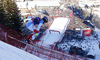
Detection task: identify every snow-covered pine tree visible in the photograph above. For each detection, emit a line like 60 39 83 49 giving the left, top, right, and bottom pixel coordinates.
0 0 22 31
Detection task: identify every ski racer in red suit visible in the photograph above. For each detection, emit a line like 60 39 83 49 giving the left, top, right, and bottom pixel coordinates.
26 16 49 43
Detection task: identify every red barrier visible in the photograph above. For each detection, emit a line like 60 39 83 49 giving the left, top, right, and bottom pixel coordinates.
99 42 100 49
49 30 60 34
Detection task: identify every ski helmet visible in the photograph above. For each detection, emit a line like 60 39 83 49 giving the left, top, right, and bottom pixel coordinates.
42 16 49 23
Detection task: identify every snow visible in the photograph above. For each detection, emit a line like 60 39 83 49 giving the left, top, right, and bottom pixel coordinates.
33 1 60 6
49 17 70 33
57 28 100 60
40 17 70 45
0 41 44 60
16 1 60 9
43 32 60 45
94 28 100 40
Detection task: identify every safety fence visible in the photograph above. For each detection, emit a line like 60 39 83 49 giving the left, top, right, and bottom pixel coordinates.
0 24 87 60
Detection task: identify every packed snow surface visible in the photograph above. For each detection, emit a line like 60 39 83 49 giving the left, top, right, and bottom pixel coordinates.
0 41 43 60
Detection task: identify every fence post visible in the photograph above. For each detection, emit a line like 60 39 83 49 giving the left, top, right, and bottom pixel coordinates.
5 32 7 42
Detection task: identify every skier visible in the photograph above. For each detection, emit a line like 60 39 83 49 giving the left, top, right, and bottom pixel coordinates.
26 16 49 43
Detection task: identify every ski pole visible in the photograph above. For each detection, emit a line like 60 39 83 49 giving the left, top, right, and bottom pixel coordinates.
26 1 34 32
7 7 18 13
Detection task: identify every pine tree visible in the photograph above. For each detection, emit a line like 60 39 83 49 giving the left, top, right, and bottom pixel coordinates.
0 0 5 23
0 0 22 31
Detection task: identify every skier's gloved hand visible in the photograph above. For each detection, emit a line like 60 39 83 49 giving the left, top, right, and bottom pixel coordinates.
34 29 39 33
35 33 38 36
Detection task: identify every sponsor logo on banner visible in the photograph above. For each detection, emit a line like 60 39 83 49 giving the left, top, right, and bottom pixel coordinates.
82 28 91 36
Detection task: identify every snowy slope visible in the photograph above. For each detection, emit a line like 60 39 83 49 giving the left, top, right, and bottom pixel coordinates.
0 41 43 60
40 17 70 45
